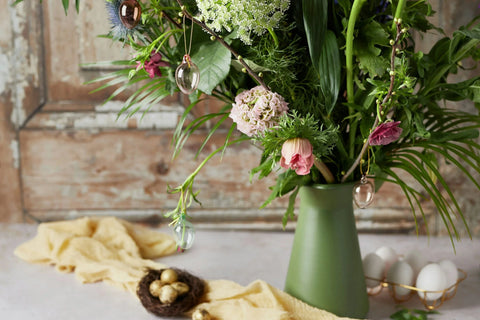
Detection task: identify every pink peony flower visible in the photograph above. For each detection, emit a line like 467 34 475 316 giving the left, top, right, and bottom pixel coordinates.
229 86 289 137
136 52 169 78
280 138 314 175
369 121 403 146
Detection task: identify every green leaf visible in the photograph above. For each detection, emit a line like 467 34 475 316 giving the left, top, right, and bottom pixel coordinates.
62 0 69 14
302 0 328 75
389 307 440 320
355 21 390 77
319 31 341 115
413 113 431 139
282 187 300 228
191 41 231 95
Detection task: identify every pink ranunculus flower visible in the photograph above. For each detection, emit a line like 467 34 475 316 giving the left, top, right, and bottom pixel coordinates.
136 52 169 78
369 121 403 146
280 138 314 175
229 86 289 137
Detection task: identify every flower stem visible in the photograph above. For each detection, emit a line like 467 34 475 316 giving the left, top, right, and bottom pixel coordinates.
345 0 366 159
314 158 335 184
267 28 279 47
393 0 407 31
345 0 366 106
165 137 249 221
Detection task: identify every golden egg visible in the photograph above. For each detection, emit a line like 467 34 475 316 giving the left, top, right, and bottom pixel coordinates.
192 309 211 320
159 285 178 305
160 269 178 284
148 280 163 297
171 281 190 296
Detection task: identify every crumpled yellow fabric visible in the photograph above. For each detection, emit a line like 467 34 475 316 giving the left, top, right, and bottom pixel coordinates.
14 216 358 320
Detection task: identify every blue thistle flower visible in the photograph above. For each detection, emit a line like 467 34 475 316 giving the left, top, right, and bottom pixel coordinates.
105 0 141 40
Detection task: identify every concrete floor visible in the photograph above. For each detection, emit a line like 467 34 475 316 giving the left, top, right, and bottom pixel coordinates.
1 223 479 319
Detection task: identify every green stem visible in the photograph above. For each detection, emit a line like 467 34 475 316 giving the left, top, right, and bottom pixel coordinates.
393 0 407 30
314 158 335 184
345 0 366 158
345 0 366 105
267 28 279 47
167 137 250 220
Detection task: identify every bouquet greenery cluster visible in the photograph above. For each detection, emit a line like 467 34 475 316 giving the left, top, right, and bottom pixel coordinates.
29 0 480 247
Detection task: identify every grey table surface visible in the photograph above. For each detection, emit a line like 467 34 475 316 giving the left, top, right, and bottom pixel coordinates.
1 223 479 320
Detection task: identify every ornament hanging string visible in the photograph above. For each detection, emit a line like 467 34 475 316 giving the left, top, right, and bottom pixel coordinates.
183 14 194 66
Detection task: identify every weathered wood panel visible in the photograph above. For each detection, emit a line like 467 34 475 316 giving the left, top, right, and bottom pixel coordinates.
0 0 45 222
20 129 281 210
42 1 131 102
20 126 422 232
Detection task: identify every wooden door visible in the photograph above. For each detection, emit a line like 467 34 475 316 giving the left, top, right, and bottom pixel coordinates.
1 0 478 236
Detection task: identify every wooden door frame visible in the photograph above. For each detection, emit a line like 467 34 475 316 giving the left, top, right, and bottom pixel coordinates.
1 1 45 222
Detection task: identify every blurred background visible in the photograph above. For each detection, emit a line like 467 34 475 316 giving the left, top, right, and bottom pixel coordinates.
1 0 479 237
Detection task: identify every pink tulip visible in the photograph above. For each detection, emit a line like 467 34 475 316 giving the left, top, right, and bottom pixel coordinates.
369 121 403 146
280 138 314 175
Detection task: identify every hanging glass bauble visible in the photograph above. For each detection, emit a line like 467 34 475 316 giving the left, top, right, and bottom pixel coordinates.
119 0 142 29
175 54 200 94
353 176 375 209
171 219 195 250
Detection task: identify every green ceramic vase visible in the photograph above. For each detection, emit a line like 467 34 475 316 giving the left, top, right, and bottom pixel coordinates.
284 184 369 318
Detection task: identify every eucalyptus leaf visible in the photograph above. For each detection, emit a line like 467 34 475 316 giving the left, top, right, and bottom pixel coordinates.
191 41 231 95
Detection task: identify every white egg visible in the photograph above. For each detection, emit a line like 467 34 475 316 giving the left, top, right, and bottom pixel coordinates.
375 246 398 274
363 253 386 288
438 259 458 292
386 260 414 296
416 263 447 301
404 250 428 279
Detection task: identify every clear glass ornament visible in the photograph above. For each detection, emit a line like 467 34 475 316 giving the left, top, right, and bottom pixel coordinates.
175 54 200 94
353 176 375 209
118 0 142 29
171 219 195 250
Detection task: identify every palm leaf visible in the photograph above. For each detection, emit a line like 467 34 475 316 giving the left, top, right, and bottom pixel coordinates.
380 169 430 236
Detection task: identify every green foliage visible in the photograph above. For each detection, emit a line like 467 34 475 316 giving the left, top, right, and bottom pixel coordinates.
319 31 341 114
390 307 439 320
31 0 480 237
302 0 328 75
355 20 390 77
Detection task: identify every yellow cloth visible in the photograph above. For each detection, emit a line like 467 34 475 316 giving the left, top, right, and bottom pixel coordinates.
14 217 358 320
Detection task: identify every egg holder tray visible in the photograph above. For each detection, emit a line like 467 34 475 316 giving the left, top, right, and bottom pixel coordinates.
366 268 467 310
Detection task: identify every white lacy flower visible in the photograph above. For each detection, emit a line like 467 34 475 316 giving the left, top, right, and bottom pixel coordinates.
196 0 290 45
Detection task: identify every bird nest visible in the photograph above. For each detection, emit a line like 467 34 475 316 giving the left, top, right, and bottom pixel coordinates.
137 268 206 317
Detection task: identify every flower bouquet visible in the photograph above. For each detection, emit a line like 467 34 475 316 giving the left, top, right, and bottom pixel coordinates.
33 0 480 244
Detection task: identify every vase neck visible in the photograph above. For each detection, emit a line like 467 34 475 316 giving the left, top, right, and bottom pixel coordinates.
299 184 354 212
